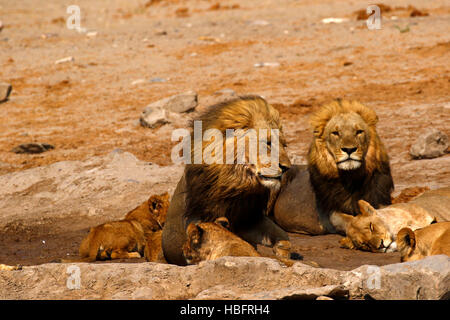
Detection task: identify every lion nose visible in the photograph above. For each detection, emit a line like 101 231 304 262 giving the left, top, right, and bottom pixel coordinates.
378 240 385 249
341 147 357 155
279 163 290 173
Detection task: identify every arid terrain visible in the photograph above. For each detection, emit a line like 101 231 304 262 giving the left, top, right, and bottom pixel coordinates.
0 0 449 299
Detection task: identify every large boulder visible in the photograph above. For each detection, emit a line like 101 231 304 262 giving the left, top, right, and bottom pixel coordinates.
0 150 183 227
0 255 448 300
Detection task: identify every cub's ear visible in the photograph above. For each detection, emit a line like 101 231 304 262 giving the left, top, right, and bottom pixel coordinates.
397 228 416 250
214 217 230 229
186 223 203 246
339 237 355 249
358 200 377 216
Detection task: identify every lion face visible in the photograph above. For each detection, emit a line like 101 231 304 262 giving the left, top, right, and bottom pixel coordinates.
341 200 396 253
323 112 370 171
193 96 291 192
309 100 389 179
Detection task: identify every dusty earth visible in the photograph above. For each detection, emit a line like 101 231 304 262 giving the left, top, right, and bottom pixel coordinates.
0 0 449 282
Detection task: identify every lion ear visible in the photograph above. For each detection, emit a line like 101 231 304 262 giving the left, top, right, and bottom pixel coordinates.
186 223 203 246
397 228 416 250
358 200 377 216
214 217 230 229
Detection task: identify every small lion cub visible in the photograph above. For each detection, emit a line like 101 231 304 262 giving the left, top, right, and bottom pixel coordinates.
397 222 450 262
183 217 261 264
78 192 169 262
182 217 311 267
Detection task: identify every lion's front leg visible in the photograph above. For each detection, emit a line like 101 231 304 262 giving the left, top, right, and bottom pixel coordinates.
234 216 291 257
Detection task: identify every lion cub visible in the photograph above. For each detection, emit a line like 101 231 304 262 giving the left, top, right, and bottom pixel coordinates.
78 192 169 262
334 188 450 253
397 222 450 262
182 217 308 267
183 217 261 264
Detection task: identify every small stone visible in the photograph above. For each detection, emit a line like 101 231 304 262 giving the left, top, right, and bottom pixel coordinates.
0 21 3 32
254 62 280 68
410 129 449 159
55 56 74 64
214 88 236 96
149 77 167 83
11 143 55 154
251 20 270 26
155 30 167 36
86 31 98 37
139 107 169 128
316 295 334 300
0 82 12 103
131 79 147 85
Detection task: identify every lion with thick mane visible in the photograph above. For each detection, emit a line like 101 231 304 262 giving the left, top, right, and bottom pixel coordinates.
162 96 293 265
274 99 394 235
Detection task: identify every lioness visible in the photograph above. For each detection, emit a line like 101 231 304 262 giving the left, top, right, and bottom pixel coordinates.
162 96 294 266
78 192 169 262
336 188 450 252
397 222 450 262
274 99 394 235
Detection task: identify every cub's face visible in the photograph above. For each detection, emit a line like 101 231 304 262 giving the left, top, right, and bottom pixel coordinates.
324 112 370 171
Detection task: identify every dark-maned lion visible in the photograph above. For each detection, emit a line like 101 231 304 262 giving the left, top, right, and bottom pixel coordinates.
162 96 293 266
274 99 394 235
77 192 169 262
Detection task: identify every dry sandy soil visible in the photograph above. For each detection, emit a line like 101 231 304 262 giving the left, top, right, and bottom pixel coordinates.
0 0 449 271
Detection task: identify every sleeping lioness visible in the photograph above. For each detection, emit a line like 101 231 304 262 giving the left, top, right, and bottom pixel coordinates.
333 188 450 253
397 222 450 262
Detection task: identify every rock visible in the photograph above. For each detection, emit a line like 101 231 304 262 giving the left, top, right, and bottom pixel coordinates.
410 129 449 159
0 82 12 103
0 150 183 227
0 255 447 299
11 143 54 154
55 56 74 64
356 255 450 300
254 62 280 68
139 106 169 128
144 91 198 114
0 20 3 32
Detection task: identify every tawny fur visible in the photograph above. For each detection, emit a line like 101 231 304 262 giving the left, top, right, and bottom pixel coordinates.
76 192 169 262
182 217 307 267
162 96 293 266
397 222 450 262
336 188 450 253
274 99 394 235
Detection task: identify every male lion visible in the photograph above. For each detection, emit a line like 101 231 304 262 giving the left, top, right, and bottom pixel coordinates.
162 96 293 266
337 188 450 253
274 99 394 235
397 222 450 262
77 192 169 262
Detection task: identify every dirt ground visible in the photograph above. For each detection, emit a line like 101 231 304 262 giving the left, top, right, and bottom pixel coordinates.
0 0 449 271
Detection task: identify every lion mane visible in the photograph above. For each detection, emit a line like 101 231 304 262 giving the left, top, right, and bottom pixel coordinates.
185 96 286 230
308 99 394 217
162 96 292 265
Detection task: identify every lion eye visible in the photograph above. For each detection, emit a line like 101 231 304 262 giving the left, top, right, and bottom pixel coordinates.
331 131 339 137
369 223 374 232
356 129 364 135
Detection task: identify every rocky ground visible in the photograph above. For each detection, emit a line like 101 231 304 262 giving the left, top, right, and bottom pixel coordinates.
0 0 449 299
